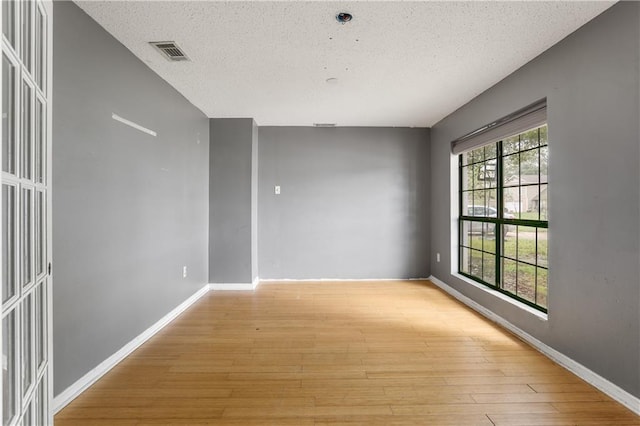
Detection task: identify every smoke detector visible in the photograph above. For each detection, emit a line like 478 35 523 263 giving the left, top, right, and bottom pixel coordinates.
149 41 190 62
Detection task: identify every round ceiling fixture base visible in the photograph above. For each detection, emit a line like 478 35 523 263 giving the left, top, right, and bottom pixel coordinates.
336 12 353 24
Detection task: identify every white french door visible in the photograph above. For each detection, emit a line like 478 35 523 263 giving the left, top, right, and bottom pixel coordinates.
1 0 52 425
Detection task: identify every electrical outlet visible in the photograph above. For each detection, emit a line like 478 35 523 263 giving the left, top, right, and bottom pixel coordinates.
436 253 441 263
275 185 281 195
182 266 188 278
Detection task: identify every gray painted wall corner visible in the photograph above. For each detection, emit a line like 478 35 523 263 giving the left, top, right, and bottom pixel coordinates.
429 2 640 398
53 1 210 395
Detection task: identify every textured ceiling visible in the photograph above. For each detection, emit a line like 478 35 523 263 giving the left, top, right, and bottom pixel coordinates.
75 1 614 127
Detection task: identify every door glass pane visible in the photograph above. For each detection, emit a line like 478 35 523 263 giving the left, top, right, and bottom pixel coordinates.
3 309 17 425
2 0 15 47
22 293 33 396
35 99 44 183
35 191 44 276
22 188 32 287
36 6 45 90
36 376 46 426
21 81 32 180
22 399 33 426
3 184 17 303
22 0 33 72
3 54 16 174
35 282 46 370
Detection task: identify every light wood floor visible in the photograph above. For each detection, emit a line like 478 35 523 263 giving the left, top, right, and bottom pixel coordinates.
55 280 639 425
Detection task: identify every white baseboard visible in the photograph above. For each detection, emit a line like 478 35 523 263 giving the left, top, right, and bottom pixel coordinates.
259 277 431 283
52 283 211 414
428 275 640 416
210 276 259 291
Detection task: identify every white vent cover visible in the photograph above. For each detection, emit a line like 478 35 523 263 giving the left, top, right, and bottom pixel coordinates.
149 41 189 61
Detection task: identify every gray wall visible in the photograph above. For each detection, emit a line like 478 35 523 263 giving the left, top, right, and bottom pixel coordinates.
259 127 430 279
209 118 256 283
53 2 209 395
429 2 639 397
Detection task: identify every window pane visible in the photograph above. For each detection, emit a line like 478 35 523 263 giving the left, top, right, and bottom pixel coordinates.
468 222 477 249
482 253 496 286
503 221 515 238
35 191 44 276
502 258 517 294
2 184 17 304
540 146 548 183
486 188 497 209
481 225 495 253
461 165 473 191
537 228 548 268
22 81 33 180
3 54 16 174
516 226 537 265
460 247 470 275
470 249 482 278
539 184 548 221
462 150 474 166
3 309 17 425
503 153 519 187
460 220 471 248
516 262 536 303
481 162 498 189
22 188 33 287
22 293 33 396
503 134 520 155
502 225 516 260
520 127 540 150
519 152 540 185
472 189 487 214
22 0 33 72
35 99 44 183
536 268 548 309
503 187 519 217
539 125 548 146
484 144 497 161
461 191 472 214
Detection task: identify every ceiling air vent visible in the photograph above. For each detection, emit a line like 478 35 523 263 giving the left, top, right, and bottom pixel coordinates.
149 41 190 62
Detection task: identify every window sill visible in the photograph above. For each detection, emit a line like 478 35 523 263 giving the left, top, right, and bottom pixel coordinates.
452 272 549 321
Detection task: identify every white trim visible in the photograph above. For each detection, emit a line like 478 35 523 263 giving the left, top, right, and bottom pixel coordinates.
52 284 210 414
210 276 259 291
260 278 430 283
428 275 640 416
111 113 157 137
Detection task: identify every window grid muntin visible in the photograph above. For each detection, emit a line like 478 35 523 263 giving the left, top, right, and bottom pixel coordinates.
459 125 548 312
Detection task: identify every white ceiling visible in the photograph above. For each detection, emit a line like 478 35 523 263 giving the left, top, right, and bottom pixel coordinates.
75 1 614 127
